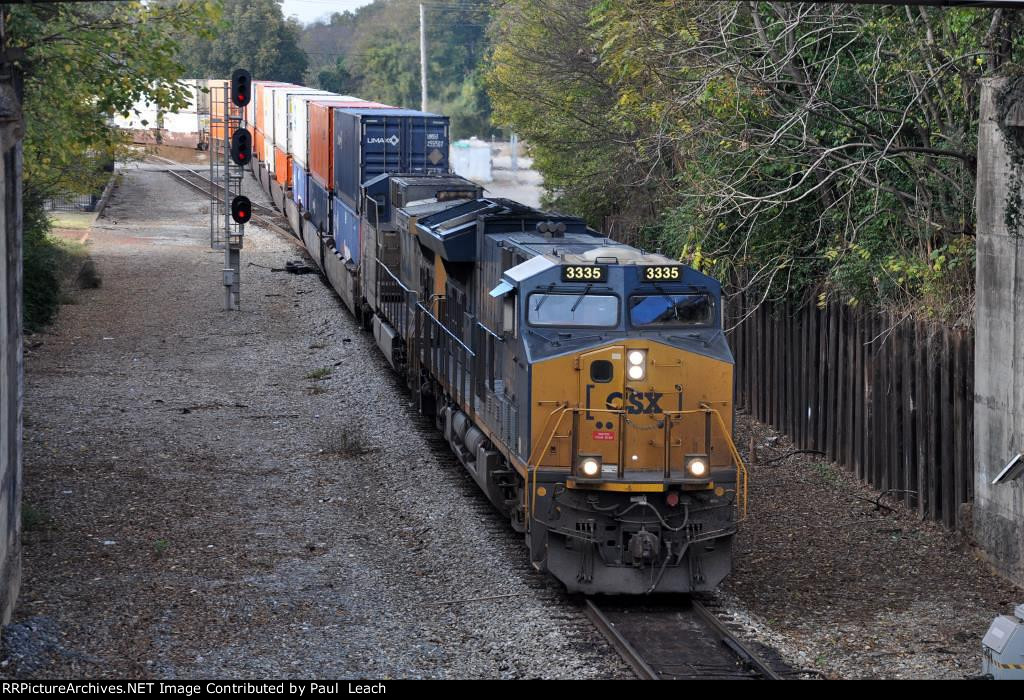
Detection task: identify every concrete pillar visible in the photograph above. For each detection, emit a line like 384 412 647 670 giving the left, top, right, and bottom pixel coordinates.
975 78 1024 587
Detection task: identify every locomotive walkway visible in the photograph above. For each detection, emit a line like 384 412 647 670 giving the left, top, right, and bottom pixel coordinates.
5 167 624 678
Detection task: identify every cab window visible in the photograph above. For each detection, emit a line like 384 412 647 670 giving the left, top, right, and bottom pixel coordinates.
629 294 712 327
527 293 619 328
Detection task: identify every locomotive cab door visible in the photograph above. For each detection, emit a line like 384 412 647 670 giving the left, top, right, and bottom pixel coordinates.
576 346 624 477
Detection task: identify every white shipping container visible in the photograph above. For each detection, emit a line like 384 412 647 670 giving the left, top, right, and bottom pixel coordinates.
177 79 202 111
263 86 281 153
274 88 329 157
264 86 284 173
114 79 208 132
289 92 341 167
113 97 159 130
161 111 200 134
452 138 493 183
191 79 210 114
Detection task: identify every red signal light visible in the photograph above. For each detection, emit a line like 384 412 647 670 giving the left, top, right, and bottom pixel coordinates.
230 128 251 166
231 195 252 225
231 69 251 107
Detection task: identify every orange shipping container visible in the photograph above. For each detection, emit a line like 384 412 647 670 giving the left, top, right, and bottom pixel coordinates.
307 99 396 190
253 81 290 137
208 79 246 142
254 129 264 163
274 146 290 187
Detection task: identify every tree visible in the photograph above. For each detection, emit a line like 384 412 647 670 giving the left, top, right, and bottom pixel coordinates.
488 1 1024 322
176 0 308 83
487 0 663 234
7 1 217 329
302 11 358 82
301 0 494 137
11 1 216 199
318 57 360 97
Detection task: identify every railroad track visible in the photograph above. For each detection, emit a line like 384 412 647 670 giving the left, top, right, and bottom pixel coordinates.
162 166 302 245
163 166 278 217
585 597 784 680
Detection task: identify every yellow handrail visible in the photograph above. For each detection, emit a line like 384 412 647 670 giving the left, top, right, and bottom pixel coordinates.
524 405 749 522
661 407 749 520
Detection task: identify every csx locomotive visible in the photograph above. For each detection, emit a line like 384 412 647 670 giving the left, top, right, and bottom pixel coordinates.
247 84 748 595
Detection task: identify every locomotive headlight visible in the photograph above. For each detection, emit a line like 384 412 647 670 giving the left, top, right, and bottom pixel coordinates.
580 457 601 478
686 457 708 478
627 350 647 381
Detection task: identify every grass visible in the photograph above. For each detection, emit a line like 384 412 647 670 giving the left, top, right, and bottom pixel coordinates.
22 503 49 532
48 211 94 230
321 432 375 458
813 461 842 488
304 367 333 381
24 197 97 332
153 539 170 558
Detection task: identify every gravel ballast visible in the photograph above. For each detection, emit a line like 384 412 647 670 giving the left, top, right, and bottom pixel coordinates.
4 163 1021 680
4 166 628 679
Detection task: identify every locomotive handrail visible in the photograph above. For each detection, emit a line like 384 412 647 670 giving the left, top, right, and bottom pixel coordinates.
476 321 503 343
415 302 474 356
525 405 749 523
662 407 749 520
376 258 414 295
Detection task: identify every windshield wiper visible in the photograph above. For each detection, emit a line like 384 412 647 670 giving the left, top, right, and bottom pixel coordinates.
570 284 593 313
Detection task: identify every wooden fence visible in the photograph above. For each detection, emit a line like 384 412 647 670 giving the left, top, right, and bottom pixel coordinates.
725 293 975 529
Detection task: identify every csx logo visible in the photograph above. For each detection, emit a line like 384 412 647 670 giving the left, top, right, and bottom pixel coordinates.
606 389 664 414
583 385 664 415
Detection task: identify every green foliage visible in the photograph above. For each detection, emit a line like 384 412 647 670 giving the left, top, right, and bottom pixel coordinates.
12 1 215 199
304 367 332 381
303 0 493 138
9 1 216 328
21 194 60 333
487 0 651 231
318 57 359 96
175 0 308 83
487 1 1023 323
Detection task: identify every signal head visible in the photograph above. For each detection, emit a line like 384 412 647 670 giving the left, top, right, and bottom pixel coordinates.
231 68 252 108
231 195 252 225
230 128 252 166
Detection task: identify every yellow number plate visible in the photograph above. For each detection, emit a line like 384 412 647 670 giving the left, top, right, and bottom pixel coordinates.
561 265 608 282
640 265 682 281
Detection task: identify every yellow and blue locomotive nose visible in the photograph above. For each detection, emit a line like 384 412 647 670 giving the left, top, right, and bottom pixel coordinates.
529 340 735 489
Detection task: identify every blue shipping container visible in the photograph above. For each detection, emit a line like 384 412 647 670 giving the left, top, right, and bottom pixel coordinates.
308 176 332 235
292 161 308 208
332 196 360 263
333 108 450 213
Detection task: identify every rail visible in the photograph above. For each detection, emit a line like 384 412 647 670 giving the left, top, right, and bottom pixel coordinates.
163 168 277 217
586 598 783 680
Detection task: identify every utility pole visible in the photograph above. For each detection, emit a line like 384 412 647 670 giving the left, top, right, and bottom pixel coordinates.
419 3 428 113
